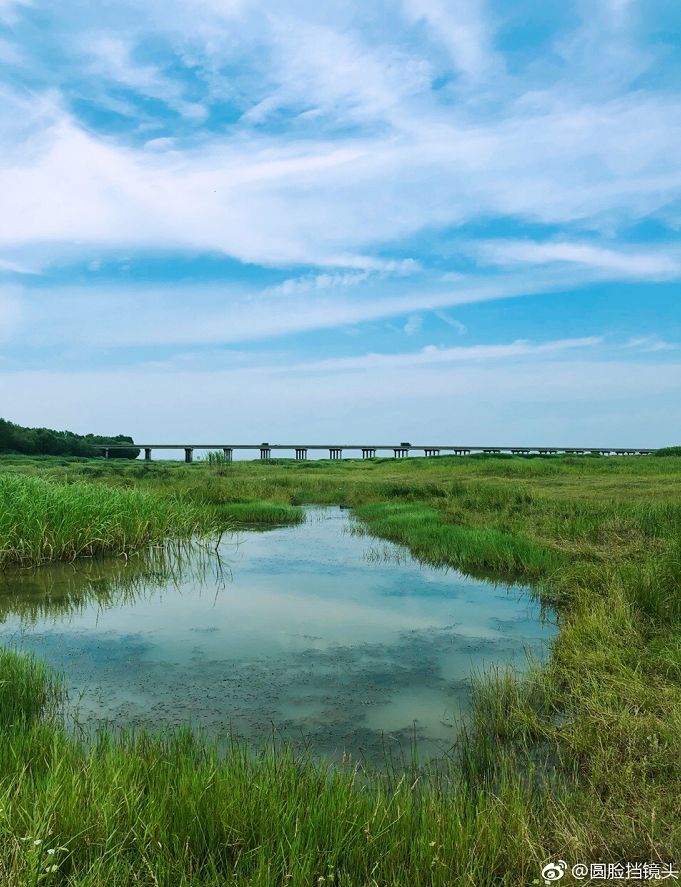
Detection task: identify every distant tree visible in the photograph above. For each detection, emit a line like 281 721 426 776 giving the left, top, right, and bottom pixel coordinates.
0 419 140 459
653 446 681 457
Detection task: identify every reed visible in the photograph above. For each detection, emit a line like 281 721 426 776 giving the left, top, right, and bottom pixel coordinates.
214 499 305 526
354 501 561 580
0 474 216 566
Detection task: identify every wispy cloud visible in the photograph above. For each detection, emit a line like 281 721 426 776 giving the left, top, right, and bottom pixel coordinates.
1 0 680 273
403 314 423 336
82 34 209 121
294 336 603 373
434 312 466 334
0 0 679 441
472 240 681 279
402 0 500 82
0 0 31 25
269 272 369 296
623 335 677 353
1 269 601 349
0 258 39 275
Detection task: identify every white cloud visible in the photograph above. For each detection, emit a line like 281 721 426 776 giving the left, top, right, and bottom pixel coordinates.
270 272 369 296
472 240 681 279
0 36 23 65
0 0 678 446
0 0 30 24
3 268 588 349
403 314 423 335
623 335 677 353
434 312 466 334
2 93 680 274
0 258 39 275
82 34 208 121
1 0 680 275
293 336 603 373
242 14 431 126
402 0 500 81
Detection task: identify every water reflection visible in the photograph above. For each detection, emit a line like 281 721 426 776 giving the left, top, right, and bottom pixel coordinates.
0 508 556 761
0 541 228 625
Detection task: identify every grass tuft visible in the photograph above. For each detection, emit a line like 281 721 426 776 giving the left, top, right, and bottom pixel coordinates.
0 474 216 566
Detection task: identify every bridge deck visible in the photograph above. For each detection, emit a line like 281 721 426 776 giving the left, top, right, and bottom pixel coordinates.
97 443 657 453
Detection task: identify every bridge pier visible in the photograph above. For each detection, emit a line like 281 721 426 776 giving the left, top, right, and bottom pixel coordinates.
184 448 193 463
393 448 409 458
329 448 342 460
104 448 109 459
295 448 308 460
424 448 440 457
362 448 376 459
144 447 152 462
222 448 233 461
260 445 271 460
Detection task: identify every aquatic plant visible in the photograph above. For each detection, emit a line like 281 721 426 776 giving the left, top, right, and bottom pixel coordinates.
0 474 216 566
213 499 304 526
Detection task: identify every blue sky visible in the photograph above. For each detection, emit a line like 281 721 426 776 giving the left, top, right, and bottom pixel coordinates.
0 0 680 445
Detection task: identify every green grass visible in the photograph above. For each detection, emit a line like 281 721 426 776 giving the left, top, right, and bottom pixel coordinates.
354 502 561 580
1 452 681 883
0 650 546 887
0 473 216 566
213 499 304 527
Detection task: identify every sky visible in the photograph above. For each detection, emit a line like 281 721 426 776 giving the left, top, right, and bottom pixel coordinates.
0 0 680 447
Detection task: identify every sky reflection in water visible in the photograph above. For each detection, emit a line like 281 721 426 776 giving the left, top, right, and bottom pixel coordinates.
0 508 556 761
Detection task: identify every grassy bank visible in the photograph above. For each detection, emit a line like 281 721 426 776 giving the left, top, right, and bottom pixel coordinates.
214 499 305 527
0 453 680 883
0 650 544 886
0 473 216 566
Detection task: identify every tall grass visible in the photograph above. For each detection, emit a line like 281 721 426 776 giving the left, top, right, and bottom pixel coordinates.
214 499 304 526
0 648 63 728
0 474 215 566
354 502 561 580
0 649 546 887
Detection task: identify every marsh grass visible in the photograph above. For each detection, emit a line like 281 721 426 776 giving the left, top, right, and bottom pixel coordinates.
0 648 63 728
0 474 216 567
0 650 547 887
213 499 305 527
354 501 561 580
1 453 681 882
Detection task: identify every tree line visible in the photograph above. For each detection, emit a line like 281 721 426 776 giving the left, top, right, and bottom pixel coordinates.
0 418 140 459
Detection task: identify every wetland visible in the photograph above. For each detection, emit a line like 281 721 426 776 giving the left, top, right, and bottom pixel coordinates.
0 507 555 761
0 453 679 885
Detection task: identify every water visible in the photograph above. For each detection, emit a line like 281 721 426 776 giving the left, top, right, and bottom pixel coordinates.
0 508 556 761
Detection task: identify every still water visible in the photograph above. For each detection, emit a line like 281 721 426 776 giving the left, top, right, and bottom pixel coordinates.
0 508 556 761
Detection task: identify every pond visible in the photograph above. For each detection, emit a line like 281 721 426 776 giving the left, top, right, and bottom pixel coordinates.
0 507 556 762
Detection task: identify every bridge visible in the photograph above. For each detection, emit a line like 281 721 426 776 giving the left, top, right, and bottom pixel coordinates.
97 443 658 462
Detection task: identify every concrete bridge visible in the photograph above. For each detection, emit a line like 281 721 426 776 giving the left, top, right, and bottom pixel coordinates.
97 442 658 462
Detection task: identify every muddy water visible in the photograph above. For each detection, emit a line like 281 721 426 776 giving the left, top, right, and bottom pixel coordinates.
0 507 556 761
